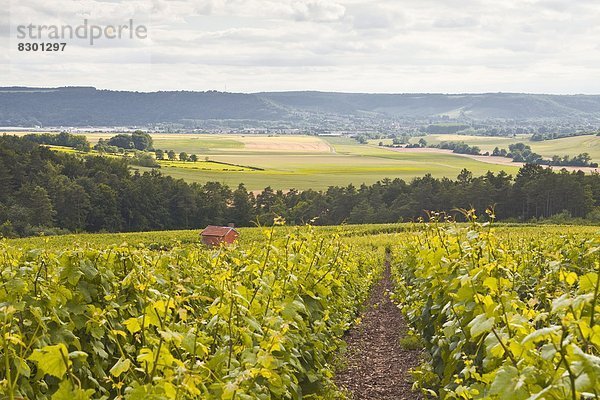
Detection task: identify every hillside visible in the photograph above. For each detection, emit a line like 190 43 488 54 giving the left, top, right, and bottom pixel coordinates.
0 87 288 126
259 91 600 120
2 87 600 127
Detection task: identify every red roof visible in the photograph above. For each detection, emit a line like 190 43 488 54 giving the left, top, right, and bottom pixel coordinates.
201 225 238 237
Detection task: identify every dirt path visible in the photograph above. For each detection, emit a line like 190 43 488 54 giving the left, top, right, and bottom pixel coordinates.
335 261 422 399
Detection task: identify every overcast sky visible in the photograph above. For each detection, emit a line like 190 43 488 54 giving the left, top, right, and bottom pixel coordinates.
2 0 600 93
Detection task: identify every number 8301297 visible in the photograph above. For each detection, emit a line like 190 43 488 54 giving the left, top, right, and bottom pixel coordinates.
17 42 67 51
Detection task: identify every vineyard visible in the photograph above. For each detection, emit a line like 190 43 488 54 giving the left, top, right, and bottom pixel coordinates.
1 222 599 399
0 226 383 399
392 215 600 399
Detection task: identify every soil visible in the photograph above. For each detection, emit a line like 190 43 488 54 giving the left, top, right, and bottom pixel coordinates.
335 261 423 400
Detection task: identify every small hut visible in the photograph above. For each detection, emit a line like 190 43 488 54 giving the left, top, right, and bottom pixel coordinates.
200 225 239 246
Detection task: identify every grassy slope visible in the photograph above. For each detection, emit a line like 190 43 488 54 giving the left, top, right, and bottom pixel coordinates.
528 135 600 159
405 134 600 160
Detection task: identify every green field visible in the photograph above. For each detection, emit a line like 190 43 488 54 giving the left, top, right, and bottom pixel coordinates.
25 132 524 190
28 132 600 191
408 133 600 159
135 135 520 190
151 137 245 153
158 160 254 172
527 134 600 159
140 151 521 190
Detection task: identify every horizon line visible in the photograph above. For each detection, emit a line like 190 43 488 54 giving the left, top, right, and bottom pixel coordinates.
1 86 599 97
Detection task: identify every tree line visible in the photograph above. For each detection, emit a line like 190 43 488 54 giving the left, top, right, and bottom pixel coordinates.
494 143 598 167
94 131 153 152
23 132 90 151
433 140 598 167
1 135 600 237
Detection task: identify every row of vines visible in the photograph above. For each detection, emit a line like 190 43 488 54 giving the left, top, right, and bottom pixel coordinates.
0 226 382 399
392 215 600 399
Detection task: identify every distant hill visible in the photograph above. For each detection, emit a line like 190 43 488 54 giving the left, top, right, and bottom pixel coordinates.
259 92 600 120
0 87 286 127
1 87 600 127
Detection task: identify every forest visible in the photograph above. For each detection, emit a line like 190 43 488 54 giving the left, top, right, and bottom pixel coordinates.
1 134 600 237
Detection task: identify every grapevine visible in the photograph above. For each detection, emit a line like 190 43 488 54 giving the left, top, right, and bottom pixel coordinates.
392 213 600 399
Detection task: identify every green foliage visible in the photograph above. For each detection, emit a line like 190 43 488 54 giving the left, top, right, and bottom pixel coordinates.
392 215 600 399
94 131 154 153
549 153 598 168
493 143 598 167
0 226 380 399
355 136 368 144
405 138 427 148
435 141 481 155
398 332 423 351
23 132 91 152
130 153 160 168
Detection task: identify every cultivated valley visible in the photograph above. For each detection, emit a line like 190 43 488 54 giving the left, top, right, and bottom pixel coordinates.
4 0 600 396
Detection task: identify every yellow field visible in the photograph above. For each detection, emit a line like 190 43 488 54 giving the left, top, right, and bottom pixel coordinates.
158 160 254 172
75 133 333 154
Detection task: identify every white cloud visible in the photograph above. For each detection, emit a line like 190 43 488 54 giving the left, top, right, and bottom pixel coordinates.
2 0 600 93
432 16 479 29
345 3 397 30
291 0 346 22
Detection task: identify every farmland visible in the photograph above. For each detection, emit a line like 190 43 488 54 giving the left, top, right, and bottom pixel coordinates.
0 224 384 399
1 222 599 398
52 133 524 190
15 131 600 191
149 135 521 191
407 133 600 160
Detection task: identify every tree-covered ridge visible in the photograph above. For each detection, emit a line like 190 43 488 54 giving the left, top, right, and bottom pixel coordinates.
1 135 600 238
3 87 600 125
